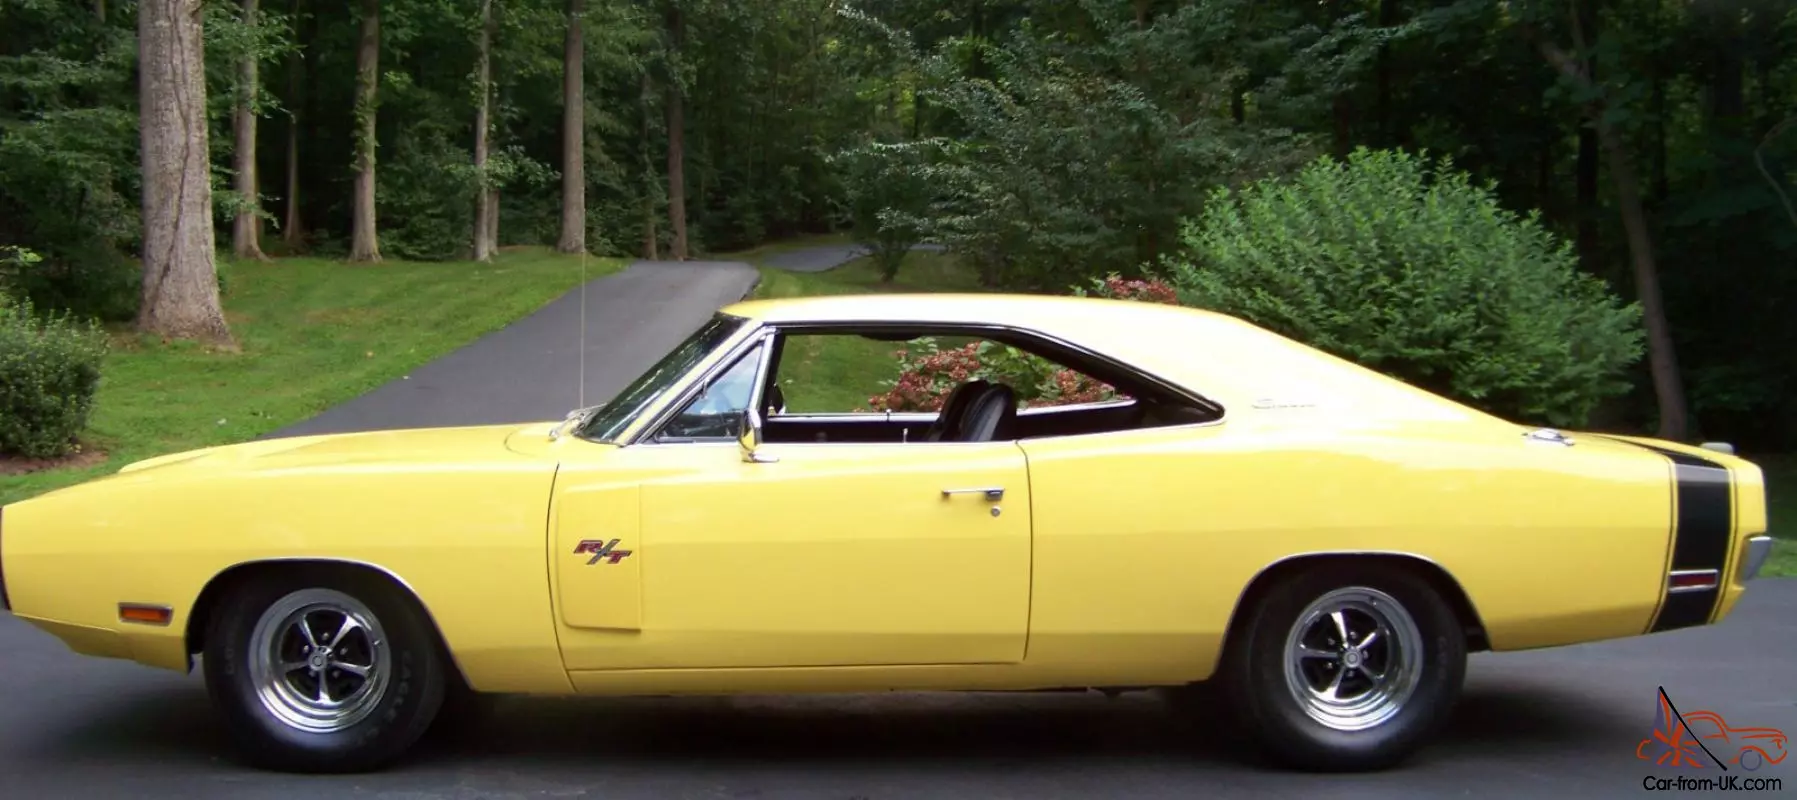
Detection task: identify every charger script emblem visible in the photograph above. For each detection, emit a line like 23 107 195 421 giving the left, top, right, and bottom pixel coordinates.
573 538 634 565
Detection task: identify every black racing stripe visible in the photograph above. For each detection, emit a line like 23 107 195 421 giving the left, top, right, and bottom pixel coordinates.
1653 587 1718 630
1593 436 1735 632
1629 443 1733 572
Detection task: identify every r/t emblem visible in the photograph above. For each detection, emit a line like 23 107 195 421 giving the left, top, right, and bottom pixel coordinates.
573 538 633 565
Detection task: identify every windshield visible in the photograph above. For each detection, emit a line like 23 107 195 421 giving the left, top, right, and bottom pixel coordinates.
573 313 749 443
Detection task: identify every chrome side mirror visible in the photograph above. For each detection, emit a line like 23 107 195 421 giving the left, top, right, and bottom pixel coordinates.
738 407 778 463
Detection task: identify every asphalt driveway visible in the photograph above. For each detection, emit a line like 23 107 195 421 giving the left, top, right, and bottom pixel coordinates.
264 258 762 438
2 250 1792 798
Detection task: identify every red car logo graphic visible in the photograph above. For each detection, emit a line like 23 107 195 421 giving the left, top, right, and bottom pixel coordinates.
1637 686 1788 771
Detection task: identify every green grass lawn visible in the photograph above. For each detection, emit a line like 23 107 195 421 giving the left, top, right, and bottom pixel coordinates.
1754 455 1797 578
0 247 619 506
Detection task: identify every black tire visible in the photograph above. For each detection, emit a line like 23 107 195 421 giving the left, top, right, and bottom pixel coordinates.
1214 562 1467 772
426 670 499 744
202 569 449 773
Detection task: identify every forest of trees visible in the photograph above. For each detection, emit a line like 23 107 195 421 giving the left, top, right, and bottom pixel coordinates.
0 0 1793 448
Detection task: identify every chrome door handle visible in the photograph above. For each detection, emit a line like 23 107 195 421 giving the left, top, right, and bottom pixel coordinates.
942 487 1004 501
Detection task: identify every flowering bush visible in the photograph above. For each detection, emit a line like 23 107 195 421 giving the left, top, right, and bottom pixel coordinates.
866 338 1123 412
866 274 1179 413
866 339 987 412
864 272 1179 414
1073 273 1180 304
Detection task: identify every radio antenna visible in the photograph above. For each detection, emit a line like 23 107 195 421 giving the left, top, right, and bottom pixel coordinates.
578 243 587 409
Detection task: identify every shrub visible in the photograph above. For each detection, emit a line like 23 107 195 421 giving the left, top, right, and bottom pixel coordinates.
0 296 109 458
3 242 142 323
868 338 1123 413
0 246 42 298
830 140 934 282
1074 272 1181 305
1163 148 1644 427
867 275 1181 413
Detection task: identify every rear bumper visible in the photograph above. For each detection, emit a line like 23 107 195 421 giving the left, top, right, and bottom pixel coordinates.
1741 535 1774 582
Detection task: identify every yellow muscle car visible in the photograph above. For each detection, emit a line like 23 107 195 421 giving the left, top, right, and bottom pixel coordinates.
0 293 1776 774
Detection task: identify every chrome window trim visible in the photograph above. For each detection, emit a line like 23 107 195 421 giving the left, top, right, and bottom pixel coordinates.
625 325 775 447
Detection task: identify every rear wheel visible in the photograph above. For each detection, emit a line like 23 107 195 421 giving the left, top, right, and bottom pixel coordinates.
202 571 448 773
1212 563 1467 771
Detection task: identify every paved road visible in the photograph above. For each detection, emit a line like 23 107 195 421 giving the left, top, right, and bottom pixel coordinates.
763 243 943 273
4 249 1794 798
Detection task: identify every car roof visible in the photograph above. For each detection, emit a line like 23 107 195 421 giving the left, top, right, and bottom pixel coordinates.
720 293 1513 430
722 292 1230 330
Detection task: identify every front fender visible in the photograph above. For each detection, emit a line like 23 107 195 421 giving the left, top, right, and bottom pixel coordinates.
2 458 571 694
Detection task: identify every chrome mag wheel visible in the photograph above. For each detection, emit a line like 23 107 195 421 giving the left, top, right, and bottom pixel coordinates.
246 588 391 734
1280 586 1425 732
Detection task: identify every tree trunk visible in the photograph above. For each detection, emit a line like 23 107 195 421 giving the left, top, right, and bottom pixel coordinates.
348 0 381 263
487 187 501 250
1534 24 1690 442
664 0 688 260
137 0 235 347
642 195 659 259
1375 0 1396 147
1332 94 1353 157
640 71 659 260
1576 119 1598 270
231 0 268 261
1599 122 1688 441
472 0 496 262
556 0 587 254
281 0 305 250
1574 0 1598 274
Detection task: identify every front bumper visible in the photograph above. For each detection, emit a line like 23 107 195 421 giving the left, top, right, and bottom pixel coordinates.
1741 535 1774 582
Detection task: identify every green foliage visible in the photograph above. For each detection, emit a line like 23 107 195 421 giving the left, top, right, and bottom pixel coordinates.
0 296 108 459
839 0 1369 291
0 245 41 297
829 139 934 281
0 0 1791 449
1166 148 1645 427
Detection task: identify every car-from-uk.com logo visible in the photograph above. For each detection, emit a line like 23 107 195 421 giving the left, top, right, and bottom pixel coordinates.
1638 686 1785 792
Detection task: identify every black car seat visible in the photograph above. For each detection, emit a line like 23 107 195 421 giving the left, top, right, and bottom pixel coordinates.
922 379 990 442
954 383 1018 442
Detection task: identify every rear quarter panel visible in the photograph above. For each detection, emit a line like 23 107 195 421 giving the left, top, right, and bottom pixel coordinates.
1598 434 1768 624
1 456 571 694
1014 418 1675 683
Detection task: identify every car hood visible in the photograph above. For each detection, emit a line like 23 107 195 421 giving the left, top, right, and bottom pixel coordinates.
116 422 555 476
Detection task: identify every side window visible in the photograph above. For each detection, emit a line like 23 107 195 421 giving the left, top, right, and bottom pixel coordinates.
655 346 762 441
771 332 1131 414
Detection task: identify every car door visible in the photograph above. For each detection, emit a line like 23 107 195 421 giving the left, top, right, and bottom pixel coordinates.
551 338 1033 672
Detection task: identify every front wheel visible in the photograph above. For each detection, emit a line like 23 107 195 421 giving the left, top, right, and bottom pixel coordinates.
1214 563 1467 771
202 572 449 773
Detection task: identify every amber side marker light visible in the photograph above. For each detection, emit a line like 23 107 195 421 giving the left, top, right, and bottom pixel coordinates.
119 603 173 626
